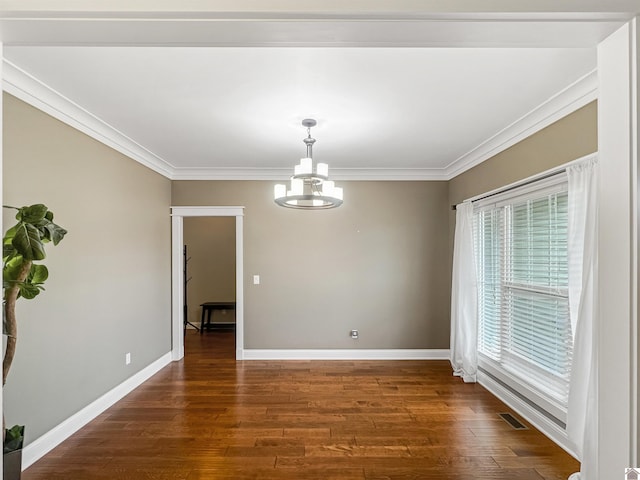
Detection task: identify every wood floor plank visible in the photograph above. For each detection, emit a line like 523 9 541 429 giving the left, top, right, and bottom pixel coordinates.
22 331 579 479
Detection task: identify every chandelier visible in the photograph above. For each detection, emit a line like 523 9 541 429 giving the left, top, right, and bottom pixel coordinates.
274 119 343 209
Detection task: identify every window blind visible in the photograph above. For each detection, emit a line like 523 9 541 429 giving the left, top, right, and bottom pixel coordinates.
474 179 572 417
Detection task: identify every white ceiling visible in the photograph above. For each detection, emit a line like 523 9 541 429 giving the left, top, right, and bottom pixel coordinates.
0 4 634 180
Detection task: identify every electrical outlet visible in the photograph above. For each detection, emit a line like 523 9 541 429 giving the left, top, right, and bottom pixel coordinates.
351 330 359 339
125 352 131 365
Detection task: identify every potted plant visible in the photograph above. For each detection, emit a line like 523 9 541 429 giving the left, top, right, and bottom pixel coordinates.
3 425 24 478
3 204 67 479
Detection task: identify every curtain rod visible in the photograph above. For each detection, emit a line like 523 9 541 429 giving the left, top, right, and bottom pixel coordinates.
449 152 597 211
450 170 565 210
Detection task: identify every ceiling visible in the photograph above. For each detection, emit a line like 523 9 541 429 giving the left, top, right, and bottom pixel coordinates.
0 3 636 180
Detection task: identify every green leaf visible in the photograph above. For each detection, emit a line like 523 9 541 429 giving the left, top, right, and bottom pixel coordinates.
3 227 18 262
45 223 67 246
4 425 24 453
45 210 54 221
19 282 42 299
3 243 17 262
12 223 45 260
3 255 25 284
18 204 48 224
29 264 49 284
5 425 23 440
3 225 17 244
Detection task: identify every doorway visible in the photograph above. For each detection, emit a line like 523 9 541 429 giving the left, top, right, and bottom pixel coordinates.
171 206 244 361
184 216 236 355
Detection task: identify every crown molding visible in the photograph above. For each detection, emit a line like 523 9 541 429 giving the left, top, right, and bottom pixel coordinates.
2 58 176 178
445 68 598 179
171 167 449 181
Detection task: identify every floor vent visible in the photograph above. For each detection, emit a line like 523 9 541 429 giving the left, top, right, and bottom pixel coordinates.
499 412 528 430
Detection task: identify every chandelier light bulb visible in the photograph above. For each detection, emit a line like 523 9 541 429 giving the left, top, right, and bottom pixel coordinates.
317 163 329 177
300 158 313 175
274 184 286 199
291 178 304 195
323 180 335 196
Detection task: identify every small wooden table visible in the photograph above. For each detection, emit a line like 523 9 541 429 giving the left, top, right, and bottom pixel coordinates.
200 302 236 333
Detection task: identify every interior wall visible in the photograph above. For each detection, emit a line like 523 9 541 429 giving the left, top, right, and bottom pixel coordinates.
183 216 236 328
172 180 450 350
2 93 172 445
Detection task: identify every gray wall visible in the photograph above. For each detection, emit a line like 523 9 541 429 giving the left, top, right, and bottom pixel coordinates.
2 93 172 445
172 180 451 349
184 216 236 327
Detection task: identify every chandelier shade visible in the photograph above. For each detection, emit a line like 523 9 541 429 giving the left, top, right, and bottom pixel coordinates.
274 119 343 210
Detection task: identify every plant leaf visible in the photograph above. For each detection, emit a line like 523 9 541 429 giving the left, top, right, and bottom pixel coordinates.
18 204 48 224
6 425 24 439
3 255 25 285
3 243 17 262
12 223 45 261
4 425 24 453
3 225 18 262
45 223 67 246
3 225 17 244
29 264 49 284
19 282 42 299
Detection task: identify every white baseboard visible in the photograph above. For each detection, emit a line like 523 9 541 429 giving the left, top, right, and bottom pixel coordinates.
477 370 579 460
241 349 450 360
22 352 172 470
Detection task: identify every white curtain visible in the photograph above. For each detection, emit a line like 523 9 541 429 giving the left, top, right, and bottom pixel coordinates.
450 201 478 383
566 157 599 480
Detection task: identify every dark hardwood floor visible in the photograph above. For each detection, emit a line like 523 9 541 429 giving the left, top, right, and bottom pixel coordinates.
24 330 579 479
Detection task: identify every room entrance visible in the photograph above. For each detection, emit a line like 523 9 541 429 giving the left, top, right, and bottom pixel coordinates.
183 216 236 356
170 206 245 361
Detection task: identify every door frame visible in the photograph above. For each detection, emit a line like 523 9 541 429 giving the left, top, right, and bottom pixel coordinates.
170 206 245 361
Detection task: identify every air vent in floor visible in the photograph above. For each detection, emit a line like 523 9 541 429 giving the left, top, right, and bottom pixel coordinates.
499 412 528 430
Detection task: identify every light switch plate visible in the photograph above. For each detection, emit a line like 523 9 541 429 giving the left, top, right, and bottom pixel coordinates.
253 275 260 285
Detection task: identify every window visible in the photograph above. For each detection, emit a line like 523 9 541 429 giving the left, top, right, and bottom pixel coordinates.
474 175 572 421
